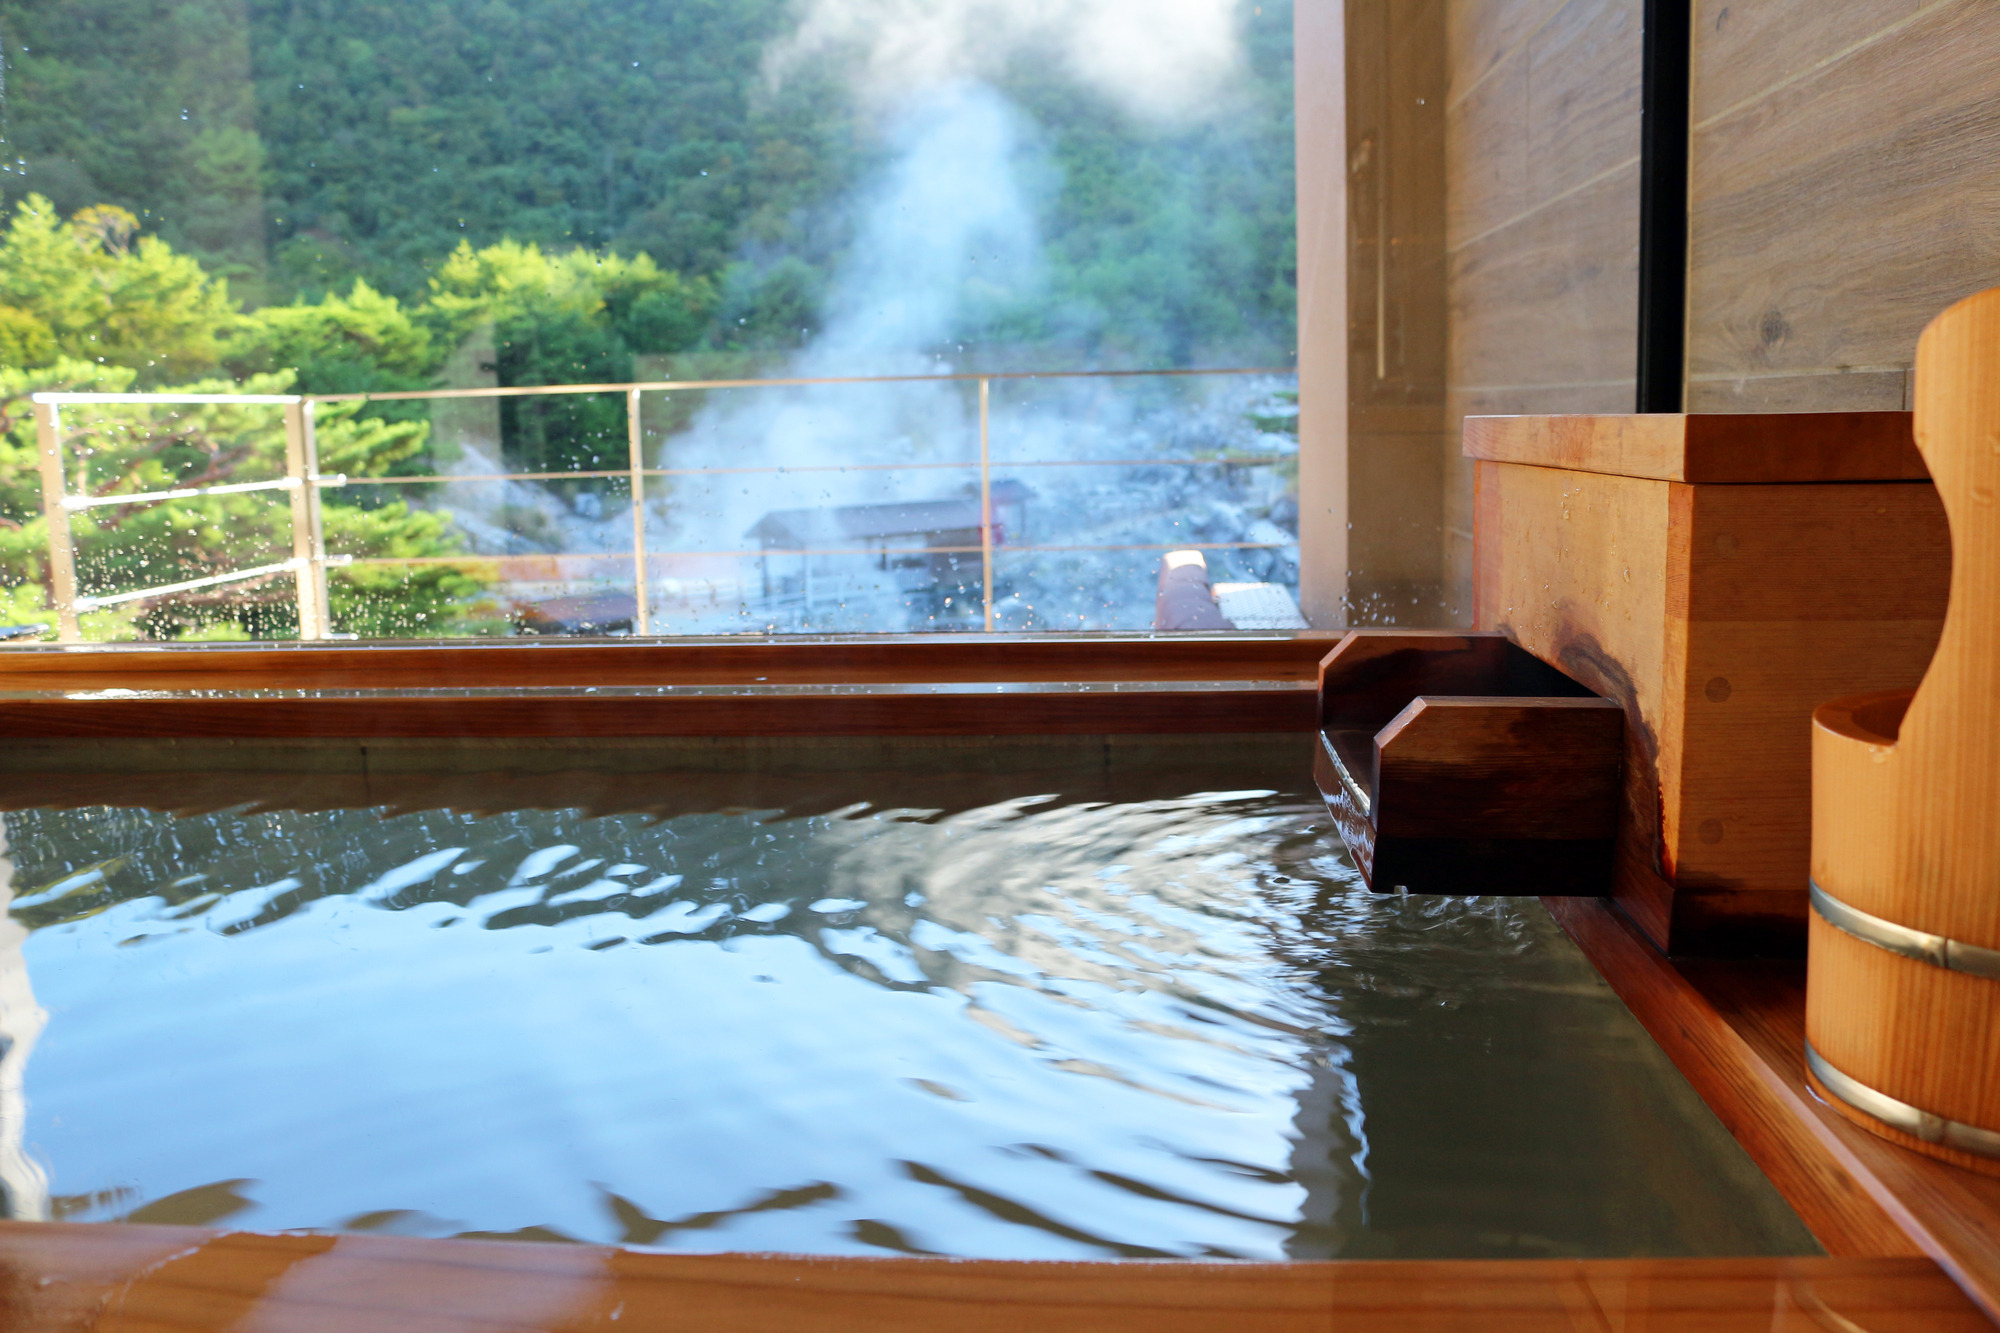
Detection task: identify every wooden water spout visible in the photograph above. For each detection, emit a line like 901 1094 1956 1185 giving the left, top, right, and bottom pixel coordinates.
1808 285 2000 1172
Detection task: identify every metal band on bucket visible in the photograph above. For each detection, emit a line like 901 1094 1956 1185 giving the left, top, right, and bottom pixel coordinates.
1806 1041 2000 1160
1809 879 2000 981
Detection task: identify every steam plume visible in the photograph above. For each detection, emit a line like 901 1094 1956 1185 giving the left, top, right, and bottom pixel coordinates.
764 0 1247 124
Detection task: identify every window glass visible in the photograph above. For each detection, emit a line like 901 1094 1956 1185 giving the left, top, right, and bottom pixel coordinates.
0 0 1295 640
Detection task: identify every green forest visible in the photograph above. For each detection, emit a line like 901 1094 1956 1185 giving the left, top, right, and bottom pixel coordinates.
0 0 1295 639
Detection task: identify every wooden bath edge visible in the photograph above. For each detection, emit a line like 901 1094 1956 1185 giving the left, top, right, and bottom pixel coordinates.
0 1223 1984 1331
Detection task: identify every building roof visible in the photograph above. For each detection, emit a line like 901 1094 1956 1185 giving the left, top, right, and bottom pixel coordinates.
746 479 1030 549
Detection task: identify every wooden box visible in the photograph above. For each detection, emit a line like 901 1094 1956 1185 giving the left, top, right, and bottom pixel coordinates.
1469 412 1950 954
1315 630 1624 895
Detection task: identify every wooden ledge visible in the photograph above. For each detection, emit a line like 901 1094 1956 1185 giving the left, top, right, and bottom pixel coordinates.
0 1222 1984 1332
1464 412 1926 483
0 633 1344 691
1547 895 2000 1324
0 682 1317 738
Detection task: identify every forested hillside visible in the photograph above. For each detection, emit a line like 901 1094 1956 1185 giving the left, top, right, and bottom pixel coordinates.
0 0 1294 370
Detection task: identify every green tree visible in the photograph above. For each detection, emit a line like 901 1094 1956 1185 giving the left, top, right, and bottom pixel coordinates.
0 197 489 639
235 279 435 394
426 238 713 473
0 196 242 381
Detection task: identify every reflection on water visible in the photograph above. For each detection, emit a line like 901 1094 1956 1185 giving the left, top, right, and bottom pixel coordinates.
0 745 1816 1260
0 823 51 1221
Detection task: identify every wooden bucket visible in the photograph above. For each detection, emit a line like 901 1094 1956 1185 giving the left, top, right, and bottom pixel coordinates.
1807 285 2000 1174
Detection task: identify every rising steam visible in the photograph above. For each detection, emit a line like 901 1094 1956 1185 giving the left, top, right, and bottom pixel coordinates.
763 0 1248 124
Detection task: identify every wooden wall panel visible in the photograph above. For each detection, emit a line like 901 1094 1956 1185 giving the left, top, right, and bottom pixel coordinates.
1524 0 1643 201
1689 0 1926 126
1447 164 1642 392
1686 0 2000 412
1447 0 1566 98
1441 0 1644 621
1445 41 1530 252
1334 0 1998 616
1681 369 1913 414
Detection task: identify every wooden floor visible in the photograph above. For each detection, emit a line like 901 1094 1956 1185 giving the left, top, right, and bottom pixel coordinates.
0 1222 1984 1332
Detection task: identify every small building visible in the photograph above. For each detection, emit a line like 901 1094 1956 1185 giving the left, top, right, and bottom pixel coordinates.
745 479 1031 610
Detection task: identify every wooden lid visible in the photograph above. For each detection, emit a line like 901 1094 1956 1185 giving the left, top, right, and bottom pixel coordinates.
1463 412 1927 483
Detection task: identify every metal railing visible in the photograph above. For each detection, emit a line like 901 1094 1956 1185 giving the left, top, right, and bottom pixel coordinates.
28 367 1297 642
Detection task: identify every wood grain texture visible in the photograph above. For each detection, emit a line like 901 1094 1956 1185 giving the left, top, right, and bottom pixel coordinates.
1808 919 2000 1176
1438 0 1641 617
1447 160 1641 394
1316 630 1594 742
1444 0 1564 105
1810 689 1910 934
1445 30 1530 251
1475 459 1677 940
1807 286 2000 1168
1868 287 2000 945
1318 630 1515 730
0 635 1343 692
1687 954 2000 1326
1374 695 1622 839
1447 383 1635 423
1463 411 1926 482
0 686 1319 740
1345 428 1452 610
0 1222 1987 1333
1315 630 1614 893
1668 484 1947 924
1690 0 1923 126
1343 0 1451 616
1687 0 2000 397
1523 0 1641 202
1686 370 1911 414
1476 438 1949 954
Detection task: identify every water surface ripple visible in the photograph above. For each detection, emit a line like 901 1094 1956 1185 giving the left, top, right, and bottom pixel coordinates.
0 777 1815 1259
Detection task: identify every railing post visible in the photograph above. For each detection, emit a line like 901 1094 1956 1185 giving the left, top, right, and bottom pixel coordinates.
33 400 80 643
300 401 332 636
627 387 651 636
979 376 994 633
283 399 328 639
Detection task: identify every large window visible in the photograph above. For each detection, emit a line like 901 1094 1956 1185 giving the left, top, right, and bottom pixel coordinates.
0 0 1297 641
